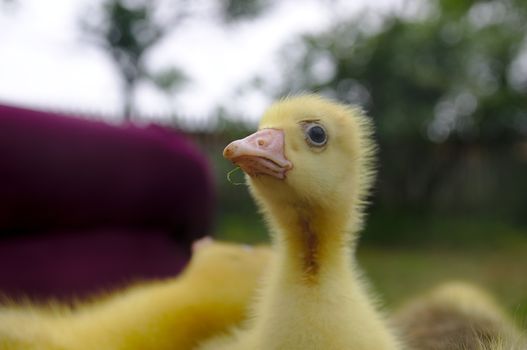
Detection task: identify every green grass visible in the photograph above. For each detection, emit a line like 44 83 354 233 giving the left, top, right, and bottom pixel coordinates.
362 210 527 250
357 246 527 327
215 212 268 243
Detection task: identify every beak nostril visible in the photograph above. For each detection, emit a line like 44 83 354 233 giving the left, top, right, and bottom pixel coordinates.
257 139 265 146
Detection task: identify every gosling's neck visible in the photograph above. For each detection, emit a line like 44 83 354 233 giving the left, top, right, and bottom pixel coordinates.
248 201 401 350
264 202 357 284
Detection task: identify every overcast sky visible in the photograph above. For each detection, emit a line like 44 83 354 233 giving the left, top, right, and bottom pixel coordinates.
0 0 404 123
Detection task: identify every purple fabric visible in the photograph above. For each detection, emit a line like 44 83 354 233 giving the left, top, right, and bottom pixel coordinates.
0 228 189 299
0 104 215 299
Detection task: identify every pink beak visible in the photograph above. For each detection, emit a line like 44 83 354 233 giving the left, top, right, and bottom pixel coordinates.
223 128 293 179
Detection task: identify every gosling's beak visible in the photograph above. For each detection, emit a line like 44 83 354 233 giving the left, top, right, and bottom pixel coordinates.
223 128 292 179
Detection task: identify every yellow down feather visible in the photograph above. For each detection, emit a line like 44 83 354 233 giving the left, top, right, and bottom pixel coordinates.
0 240 271 350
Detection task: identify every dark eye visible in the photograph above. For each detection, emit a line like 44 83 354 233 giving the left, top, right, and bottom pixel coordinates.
305 124 327 147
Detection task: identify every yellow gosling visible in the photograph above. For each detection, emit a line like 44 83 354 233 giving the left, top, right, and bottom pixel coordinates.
199 94 401 350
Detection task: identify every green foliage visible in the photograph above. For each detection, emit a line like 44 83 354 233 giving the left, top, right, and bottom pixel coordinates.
220 0 272 22
149 67 187 92
101 0 162 61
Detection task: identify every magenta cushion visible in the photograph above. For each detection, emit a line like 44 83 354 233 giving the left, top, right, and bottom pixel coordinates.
0 228 189 299
0 104 215 299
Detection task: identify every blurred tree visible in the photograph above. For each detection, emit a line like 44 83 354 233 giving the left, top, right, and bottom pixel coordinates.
82 0 273 121
81 0 187 120
263 0 527 216
1 0 18 11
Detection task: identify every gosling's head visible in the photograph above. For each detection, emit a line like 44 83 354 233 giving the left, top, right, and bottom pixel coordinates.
224 95 375 226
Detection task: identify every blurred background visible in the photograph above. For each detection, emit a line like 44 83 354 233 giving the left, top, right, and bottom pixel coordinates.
1 0 526 321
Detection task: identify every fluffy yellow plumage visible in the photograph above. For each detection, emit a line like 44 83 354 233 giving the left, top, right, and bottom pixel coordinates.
199 94 401 350
0 240 271 350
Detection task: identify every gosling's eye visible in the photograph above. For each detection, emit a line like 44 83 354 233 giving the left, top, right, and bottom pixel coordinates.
305 124 327 147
